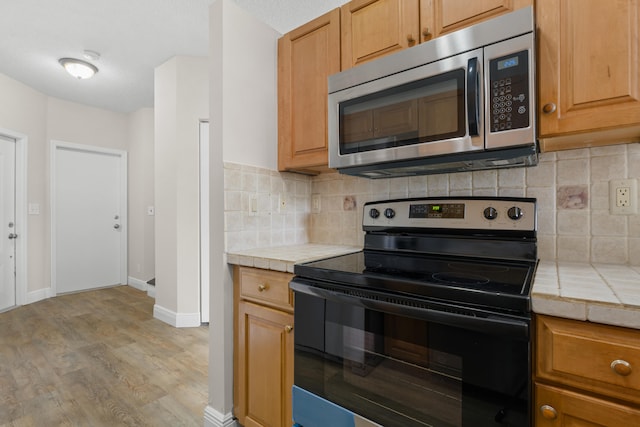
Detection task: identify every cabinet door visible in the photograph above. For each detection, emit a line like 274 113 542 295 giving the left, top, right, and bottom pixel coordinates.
433 0 532 36
537 0 640 146
535 383 640 426
341 0 420 69
236 301 294 427
278 9 340 172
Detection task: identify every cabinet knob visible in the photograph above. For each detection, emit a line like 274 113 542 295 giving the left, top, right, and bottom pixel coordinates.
611 359 632 376
422 27 431 39
540 405 558 420
258 284 268 292
284 325 294 333
407 34 416 45
542 103 557 114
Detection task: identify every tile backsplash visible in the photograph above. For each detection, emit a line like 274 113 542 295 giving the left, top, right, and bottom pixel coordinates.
224 142 640 265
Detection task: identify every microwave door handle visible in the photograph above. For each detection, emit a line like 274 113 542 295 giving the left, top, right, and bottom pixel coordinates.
467 57 480 136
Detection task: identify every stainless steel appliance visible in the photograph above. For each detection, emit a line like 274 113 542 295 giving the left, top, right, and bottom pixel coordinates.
328 7 537 178
291 197 538 427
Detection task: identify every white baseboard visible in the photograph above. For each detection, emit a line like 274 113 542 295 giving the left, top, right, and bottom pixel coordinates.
203 406 237 427
26 287 55 304
153 304 201 328
147 284 156 298
127 276 148 292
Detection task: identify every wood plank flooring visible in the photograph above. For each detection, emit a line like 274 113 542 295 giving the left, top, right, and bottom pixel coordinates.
0 286 209 426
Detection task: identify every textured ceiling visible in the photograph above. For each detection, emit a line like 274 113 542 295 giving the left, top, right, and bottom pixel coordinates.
0 0 347 113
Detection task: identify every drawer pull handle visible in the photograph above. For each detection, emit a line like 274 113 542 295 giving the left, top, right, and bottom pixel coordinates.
284 325 293 333
422 27 431 39
540 405 557 420
258 284 268 292
611 359 632 376
407 34 416 45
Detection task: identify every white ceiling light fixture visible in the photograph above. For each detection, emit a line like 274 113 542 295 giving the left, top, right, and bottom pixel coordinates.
59 57 99 79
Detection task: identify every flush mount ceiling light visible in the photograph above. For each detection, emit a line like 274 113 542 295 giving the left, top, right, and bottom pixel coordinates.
59 57 99 79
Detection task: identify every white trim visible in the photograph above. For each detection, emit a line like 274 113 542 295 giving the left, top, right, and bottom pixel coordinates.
153 303 201 328
147 284 156 298
0 128 28 308
203 406 237 427
26 287 55 304
50 140 128 295
127 276 148 292
199 120 210 323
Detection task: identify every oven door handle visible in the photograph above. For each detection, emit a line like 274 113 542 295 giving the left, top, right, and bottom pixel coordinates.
290 280 529 340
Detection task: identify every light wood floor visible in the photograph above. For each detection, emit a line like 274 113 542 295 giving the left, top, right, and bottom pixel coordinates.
0 285 209 426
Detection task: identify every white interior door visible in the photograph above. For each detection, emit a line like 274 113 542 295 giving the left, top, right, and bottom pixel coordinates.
0 135 16 310
53 143 127 294
200 121 210 323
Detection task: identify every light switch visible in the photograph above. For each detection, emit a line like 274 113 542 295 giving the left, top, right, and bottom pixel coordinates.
28 203 40 215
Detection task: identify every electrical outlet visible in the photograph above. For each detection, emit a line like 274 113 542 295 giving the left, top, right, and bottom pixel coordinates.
610 179 638 215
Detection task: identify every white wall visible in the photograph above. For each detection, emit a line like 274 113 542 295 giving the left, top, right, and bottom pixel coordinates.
206 0 279 425
127 108 155 283
154 56 208 327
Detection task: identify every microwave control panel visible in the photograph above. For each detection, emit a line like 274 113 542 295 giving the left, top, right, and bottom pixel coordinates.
488 50 529 133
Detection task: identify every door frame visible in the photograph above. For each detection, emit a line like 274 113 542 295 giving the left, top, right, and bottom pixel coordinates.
50 140 128 295
199 120 210 323
0 128 27 307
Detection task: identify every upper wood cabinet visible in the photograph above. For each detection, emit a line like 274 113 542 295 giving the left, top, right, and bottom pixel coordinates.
341 0 430 69
537 0 640 151
278 9 340 173
340 0 533 70
433 0 532 36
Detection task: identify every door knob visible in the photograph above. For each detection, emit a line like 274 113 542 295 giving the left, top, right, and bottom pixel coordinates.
113 224 120 229
8 233 18 239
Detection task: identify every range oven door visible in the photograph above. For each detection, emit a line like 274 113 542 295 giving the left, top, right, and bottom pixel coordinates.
291 279 531 427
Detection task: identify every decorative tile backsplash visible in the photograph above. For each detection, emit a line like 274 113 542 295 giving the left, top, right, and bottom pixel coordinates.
223 162 310 252
224 142 640 265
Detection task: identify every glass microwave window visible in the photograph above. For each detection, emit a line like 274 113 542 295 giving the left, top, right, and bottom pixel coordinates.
339 69 466 155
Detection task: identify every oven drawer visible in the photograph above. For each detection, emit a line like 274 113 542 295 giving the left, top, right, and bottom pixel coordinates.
536 315 640 405
237 266 293 312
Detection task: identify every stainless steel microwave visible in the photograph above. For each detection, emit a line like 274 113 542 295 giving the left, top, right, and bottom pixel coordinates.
328 7 537 178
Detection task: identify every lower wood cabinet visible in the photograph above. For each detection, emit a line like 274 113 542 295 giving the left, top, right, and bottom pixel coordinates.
535 315 640 426
535 383 640 426
233 266 294 427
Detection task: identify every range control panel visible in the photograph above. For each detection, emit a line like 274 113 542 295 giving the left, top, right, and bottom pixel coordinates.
363 197 536 231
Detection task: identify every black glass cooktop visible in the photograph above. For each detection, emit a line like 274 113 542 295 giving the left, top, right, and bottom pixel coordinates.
294 250 537 314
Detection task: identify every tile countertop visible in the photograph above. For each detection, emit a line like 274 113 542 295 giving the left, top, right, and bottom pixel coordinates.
533 261 640 330
227 245 640 330
226 244 361 273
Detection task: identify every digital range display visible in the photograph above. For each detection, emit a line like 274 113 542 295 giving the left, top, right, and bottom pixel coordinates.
409 203 465 219
497 56 519 70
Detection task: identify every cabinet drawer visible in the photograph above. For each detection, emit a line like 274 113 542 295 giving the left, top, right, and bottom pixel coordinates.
237 266 293 311
535 383 640 426
536 315 640 405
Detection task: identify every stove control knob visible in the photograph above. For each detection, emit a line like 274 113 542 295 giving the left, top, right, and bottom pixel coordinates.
369 208 380 219
384 208 396 219
508 206 524 220
483 207 498 220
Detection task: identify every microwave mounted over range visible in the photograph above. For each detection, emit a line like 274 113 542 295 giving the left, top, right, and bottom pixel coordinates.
328 6 537 178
